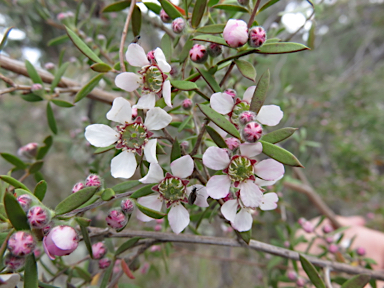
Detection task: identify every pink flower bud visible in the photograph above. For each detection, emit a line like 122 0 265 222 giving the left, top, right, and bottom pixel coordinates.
301 221 314 233
225 137 240 150
223 19 248 48
356 247 366 256
239 111 256 125
92 242 107 259
7 231 36 257
328 243 339 254
120 198 134 214
160 9 171 23
287 271 297 281
189 44 208 64
85 174 102 187
154 224 162 231
296 278 305 287
57 12 67 20
172 17 185 34
224 88 237 98
147 50 156 62
322 224 333 234
31 83 43 92
97 34 106 41
4 254 25 271
43 225 79 260
99 258 111 269
72 182 84 193
325 236 334 244
17 142 38 159
85 37 93 43
155 219 164 224
283 241 290 248
207 43 222 58
182 99 193 110
180 141 189 150
27 206 50 229
33 247 42 258
44 62 55 70
132 106 138 118
150 245 161 252
106 209 128 230
248 26 267 48
140 262 150 274
113 259 122 274
17 194 32 212
242 121 263 143
298 217 306 225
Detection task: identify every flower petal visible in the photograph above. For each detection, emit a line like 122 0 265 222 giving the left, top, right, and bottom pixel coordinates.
111 151 137 179
221 199 238 222
206 175 231 199
115 72 141 92
162 80 172 108
171 155 194 178
243 86 256 102
239 180 263 208
106 97 132 124
239 142 262 158
256 105 283 126
208 122 227 138
202 146 230 170
254 159 285 181
233 209 253 232
136 195 162 222
139 163 164 183
255 176 283 187
85 124 118 147
144 107 172 130
125 43 149 67
135 93 156 110
168 204 189 234
210 92 234 115
144 139 158 163
260 192 278 211
154 48 171 73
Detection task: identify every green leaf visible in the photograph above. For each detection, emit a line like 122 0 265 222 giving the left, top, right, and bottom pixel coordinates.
102 0 130 13
51 62 69 92
143 2 162 14
192 34 228 47
196 68 221 93
75 217 91 227
3 192 30 230
101 188 116 201
24 254 38 288
178 36 194 62
90 63 112 73
0 153 27 169
340 274 371 288
261 128 298 144
55 186 98 215
112 180 141 194
46 102 57 134
299 255 326 288
234 59 257 82
197 104 241 139
161 33 172 63
205 126 228 148
239 229 251 244
249 69 269 114
74 266 92 282
159 0 183 19
256 42 310 54
34 180 47 201
79 225 93 258
132 5 142 37
130 184 155 199
74 74 104 103
94 145 115 154
0 26 13 51
47 34 69 46
135 200 166 219
211 4 248 12
65 26 103 63
171 138 181 162
308 21 316 50
115 237 141 256
100 259 114 288
260 140 304 167
51 99 75 108
25 60 43 85
36 135 53 160
265 38 281 44
171 80 198 91
258 0 281 13
208 0 219 6
191 0 207 28
21 94 44 102
178 115 193 132
0 175 30 191
196 24 225 34
29 160 44 174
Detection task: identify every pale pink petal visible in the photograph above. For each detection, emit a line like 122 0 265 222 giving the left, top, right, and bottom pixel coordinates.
115 72 141 92
162 80 172 108
255 176 282 187
106 97 132 124
221 199 238 222
210 92 234 115
239 142 262 158
139 163 164 184
171 155 194 178
260 192 278 211
239 181 263 208
254 159 285 181
233 209 253 232
168 204 189 234
125 43 149 67
85 124 118 147
111 151 137 179
243 86 256 102
144 139 157 163
186 185 209 207
208 122 227 138
256 105 283 126
136 195 163 222
135 93 156 110
154 48 171 73
202 146 230 170
144 107 172 131
206 175 231 199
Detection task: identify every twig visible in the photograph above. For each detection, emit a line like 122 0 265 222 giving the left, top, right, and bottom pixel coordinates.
190 119 209 156
247 0 262 29
119 0 137 72
219 61 235 87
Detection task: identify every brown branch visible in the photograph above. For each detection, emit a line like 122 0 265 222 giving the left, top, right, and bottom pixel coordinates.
190 119 209 156
247 0 262 29
119 0 137 72
219 61 235 87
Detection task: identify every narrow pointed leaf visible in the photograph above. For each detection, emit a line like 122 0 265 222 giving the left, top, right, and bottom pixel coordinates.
191 0 207 28
51 62 69 92
196 24 225 34
0 153 27 169
21 94 44 102
161 33 172 63
197 68 221 92
178 115 193 132
0 26 13 51
299 255 326 288
308 21 316 50
178 36 194 62
74 74 103 103
112 180 141 194
34 180 47 201
79 225 93 258
3 192 30 230
0 175 30 191
65 26 103 63
134 199 166 219
258 0 281 13
143 2 162 14
170 138 181 163
193 34 229 47
51 99 75 108
171 80 198 91
100 259 114 288
94 145 115 154
205 126 227 148
261 128 298 144
260 141 303 167
239 229 251 244
211 4 248 12
115 237 141 256
48 34 69 46
25 60 43 85
55 186 98 215
36 135 53 160
159 0 183 19
74 266 92 282
24 254 38 288
256 42 310 54
132 5 142 37
340 274 371 288
90 63 112 73
235 59 256 82
130 184 155 199
101 188 115 201
29 160 44 174
249 69 269 114
121 259 135 279
197 104 240 139
102 0 130 13
46 102 57 134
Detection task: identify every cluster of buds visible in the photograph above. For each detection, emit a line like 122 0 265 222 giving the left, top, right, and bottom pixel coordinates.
105 198 135 231
189 43 223 64
5 231 36 271
223 19 267 48
72 174 103 193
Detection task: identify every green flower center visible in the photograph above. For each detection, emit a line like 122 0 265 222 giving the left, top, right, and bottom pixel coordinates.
141 65 164 93
116 122 148 153
158 177 186 203
227 156 254 182
230 101 250 126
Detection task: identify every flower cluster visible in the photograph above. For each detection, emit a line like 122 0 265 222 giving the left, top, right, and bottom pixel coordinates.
223 19 267 48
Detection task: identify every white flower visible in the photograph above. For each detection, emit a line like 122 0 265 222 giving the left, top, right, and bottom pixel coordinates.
84 97 172 179
115 44 172 109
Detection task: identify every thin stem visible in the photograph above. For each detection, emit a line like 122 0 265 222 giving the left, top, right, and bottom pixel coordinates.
219 61 235 87
119 0 137 72
247 0 262 29
190 119 209 156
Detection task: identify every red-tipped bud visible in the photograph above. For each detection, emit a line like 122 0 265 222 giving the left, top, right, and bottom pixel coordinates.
223 19 248 48
4 254 25 271
30 83 43 92
287 271 297 281
160 9 171 23
106 208 128 230
172 17 185 34
356 247 366 256
207 43 222 58
224 88 237 98
322 224 333 234
85 174 102 187
27 206 51 229
92 242 107 259
44 62 55 70
17 142 38 159
239 111 256 125
242 121 263 143
43 225 79 260
154 224 162 231
301 221 314 234
225 137 240 150
328 243 339 254
17 194 32 212
72 182 84 193
147 50 156 61
189 44 208 64
7 231 36 257
120 198 134 214
296 278 305 287
248 26 267 48
132 106 138 118
182 99 193 110
98 258 111 269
